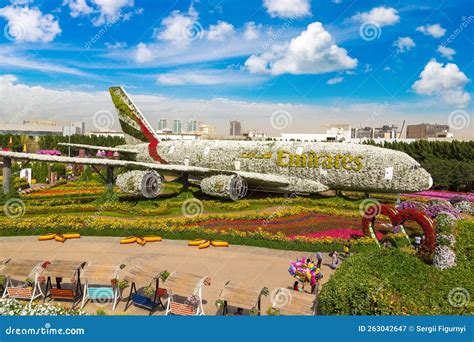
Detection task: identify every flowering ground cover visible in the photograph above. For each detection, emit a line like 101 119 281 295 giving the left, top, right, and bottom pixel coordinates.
192 212 364 236
288 228 384 240
404 190 473 202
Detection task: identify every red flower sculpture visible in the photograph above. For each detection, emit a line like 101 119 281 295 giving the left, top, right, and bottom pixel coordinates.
361 205 436 254
361 204 398 237
393 208 436 253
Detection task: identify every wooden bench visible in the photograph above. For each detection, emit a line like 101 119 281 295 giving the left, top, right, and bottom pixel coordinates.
50 288 76 299
6 287 33 299
169 302 196 316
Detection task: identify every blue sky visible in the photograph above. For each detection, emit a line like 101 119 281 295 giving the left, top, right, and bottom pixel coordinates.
0 0 472 136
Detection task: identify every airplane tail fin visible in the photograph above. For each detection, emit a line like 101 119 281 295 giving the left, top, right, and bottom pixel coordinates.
109 86 159 145
109 86 168 164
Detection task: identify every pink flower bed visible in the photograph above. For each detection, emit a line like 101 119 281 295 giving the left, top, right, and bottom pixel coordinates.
289 228 384 240
405 190 473 202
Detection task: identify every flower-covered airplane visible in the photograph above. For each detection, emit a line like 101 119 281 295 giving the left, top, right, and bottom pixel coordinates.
0 87 433 200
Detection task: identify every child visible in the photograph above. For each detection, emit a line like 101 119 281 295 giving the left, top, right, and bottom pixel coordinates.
293 281 300 292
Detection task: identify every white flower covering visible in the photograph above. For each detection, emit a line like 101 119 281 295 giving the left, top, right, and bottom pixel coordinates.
432 245 457 270
129 140 432 194
0 298 86 316
116 170 162 198
436 233 456 247
454 201 474 215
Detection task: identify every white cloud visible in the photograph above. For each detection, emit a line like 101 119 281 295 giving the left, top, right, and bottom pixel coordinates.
207 21 235 41
155 5 200 47
437 45 455 60
62 0 135 26
416 24 446 38
0 5 61 43
134 42 153 63
393 36 415 53
327 76 343 85
156 69 265 86
245 22 357 75
351 6 400 26
412 59 470 107
1 75 472 137
0 49 88 76
62 0 93 18
104 41 127 49
243 21 261 40
90 0 133 25
263 0 311 18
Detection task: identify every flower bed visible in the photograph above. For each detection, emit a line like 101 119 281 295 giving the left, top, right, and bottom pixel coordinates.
0 298 86 316
288 228 384 240
404 190 473 202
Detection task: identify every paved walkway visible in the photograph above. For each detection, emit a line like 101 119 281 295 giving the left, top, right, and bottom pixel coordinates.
0 236 336 315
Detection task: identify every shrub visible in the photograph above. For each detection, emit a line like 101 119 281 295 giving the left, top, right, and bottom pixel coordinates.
318 220 473 315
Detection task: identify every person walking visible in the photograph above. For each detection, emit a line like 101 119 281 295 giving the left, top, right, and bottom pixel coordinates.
414 236 421 250
315 251 323 269
330 251 339 270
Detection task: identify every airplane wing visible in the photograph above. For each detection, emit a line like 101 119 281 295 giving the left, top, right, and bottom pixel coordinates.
57 143 139 155
0 151 292 185
0 151 330 192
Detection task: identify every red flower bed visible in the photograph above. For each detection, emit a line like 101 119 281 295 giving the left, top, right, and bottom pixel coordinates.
193 213 362 236
289 228 383 240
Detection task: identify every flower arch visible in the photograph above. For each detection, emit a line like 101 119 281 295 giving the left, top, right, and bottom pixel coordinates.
393 208 436 253
361 204 401 244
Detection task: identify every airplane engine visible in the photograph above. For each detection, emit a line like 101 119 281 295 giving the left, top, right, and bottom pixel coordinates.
116 170 162 198
200 175 248 200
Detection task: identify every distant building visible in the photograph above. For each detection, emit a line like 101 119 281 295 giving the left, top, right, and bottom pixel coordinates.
406 123 450 139
63 122 86 136
230 120 242 136
158 118 167 131
0 120 85 137
198 123 216 135
89 131 125 138
187 119 198 132
351 127 373 139
172 119 182 134
246 131 268 140
156 132 200 141
351 125 400 139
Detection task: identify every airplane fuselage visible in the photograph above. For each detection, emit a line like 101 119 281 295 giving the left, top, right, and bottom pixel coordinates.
122 140 432 194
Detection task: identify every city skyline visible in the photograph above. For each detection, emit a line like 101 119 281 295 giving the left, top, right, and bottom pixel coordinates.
0 0 472 137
